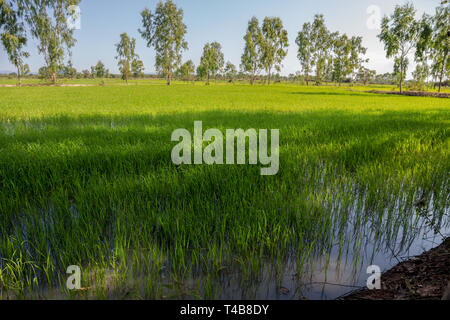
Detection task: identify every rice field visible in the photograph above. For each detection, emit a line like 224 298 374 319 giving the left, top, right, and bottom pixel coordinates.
0 81 449 299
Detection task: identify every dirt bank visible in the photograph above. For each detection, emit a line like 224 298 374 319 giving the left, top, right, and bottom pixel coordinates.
367 90 450 98
342 237 450 300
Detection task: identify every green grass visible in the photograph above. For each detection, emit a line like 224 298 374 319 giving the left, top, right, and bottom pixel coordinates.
0 82 449 299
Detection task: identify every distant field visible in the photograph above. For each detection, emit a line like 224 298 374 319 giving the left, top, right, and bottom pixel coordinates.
0 82 449 299
1 77 449 93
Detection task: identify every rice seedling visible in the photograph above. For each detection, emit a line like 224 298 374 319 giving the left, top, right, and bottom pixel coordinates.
0 81 448 299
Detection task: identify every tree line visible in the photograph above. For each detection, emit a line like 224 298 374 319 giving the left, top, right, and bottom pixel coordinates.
0 0 448 91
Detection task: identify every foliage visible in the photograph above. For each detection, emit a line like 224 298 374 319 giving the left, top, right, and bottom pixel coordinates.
0 0 29 85
20 0 81 83
260 17 288 84
199 41 224 84
224 61 237 82
378 2 420 92
176 60 195 81
115 32 138 84
241 17 263 85
139 0 188 85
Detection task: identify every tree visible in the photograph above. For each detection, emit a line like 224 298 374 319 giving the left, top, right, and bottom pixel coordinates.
90 66 96 78
224 61 237 82
115 32 138 84
241 17 263 85
356 67 376 85
378 3 420 93
139 0 188 85
296 22 314 86
260 17 288 84
331 33 351 85
131 59 145 78
196 64 206 81
412 63 430 91
38 66 49 79
348 36 368 83
81 69 90 79
0 0 29 86
430 5 449 92
199 42 224 85
64 60 77 79
416 5 449 92
177 60 195 82
21 0 81 84
322 31 337 85
311 14 330 85
93 60 107 78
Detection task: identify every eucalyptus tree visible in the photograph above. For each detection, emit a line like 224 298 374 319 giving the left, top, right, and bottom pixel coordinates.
416 5 449 92
430 5 449 92
115 32 138 84
91 60 107 78
357 67 376 85
295 22 313 85
348 36 367 83
332 33 351 85
177 60 195 82
64 60 76 79
414 14 433 87
20 0 81 84
378 3 420 93
412 63 430 91
131 59 145 78
199 41 224 85
241 17 263 85
311 14 330 85
224 61 237 82
260 17 288 84
323 31 338 84
139 0 188 85
0 0 29 86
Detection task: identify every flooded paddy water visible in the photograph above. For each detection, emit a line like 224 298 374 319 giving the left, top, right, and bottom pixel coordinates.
0 109 448 300
8 182 446 300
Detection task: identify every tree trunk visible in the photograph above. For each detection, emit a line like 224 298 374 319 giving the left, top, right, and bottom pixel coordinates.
51 72 56 84
207 73 210 85
399 59 404 94
267 69 271 85
17 66 21 87
438 65 444 93
167 67 171 85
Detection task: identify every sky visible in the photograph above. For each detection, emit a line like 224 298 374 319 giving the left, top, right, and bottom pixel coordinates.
0 0 443 78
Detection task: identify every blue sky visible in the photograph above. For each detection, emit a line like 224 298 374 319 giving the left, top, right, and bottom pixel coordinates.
0 0 442 78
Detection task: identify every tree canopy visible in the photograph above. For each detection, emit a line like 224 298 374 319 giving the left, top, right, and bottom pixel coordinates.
378 3 420 92
115 32 138 84
260 17 288 84
199 41 224 85
139 0 188 85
